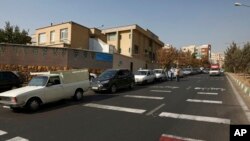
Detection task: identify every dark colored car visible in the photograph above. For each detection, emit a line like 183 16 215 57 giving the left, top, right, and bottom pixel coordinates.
90 69 135 93
0 71 23 92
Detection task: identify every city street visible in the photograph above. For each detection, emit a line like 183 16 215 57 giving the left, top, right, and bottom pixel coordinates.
0 74 249 141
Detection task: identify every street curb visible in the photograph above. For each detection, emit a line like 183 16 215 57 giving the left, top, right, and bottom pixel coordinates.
226 73 250 96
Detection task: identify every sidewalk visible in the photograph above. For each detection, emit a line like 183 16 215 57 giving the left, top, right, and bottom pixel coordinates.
227 73 250 96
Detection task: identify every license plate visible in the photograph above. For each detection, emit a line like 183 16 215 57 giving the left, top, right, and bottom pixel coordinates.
92 87 98 90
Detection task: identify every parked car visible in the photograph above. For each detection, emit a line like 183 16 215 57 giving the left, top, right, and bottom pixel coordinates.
202 68 210 74
0 71 23 92
153 69 167 81
134 69 156 84
90 69 135 93
182 68 192 76
0 69 90 111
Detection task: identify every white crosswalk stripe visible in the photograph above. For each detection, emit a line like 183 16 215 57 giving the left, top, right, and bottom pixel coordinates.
159 112 230 124
0 130 7 136
124 95 164 100
84 103 146 114
150 90 172 93
197 92 218 95
6 136 29 141
187 99 222 104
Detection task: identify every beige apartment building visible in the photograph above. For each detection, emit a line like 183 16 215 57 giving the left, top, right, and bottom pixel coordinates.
33 21 106 49
102 24 164 63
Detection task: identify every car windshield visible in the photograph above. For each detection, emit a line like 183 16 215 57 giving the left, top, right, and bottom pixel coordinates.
135 71 148 75
98 70 117 79
28 76 48 86
183 68 191 71
154 70 162 73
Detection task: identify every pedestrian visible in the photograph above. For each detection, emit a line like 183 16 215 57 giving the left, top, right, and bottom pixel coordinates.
175 67 180 82
170 67 174 81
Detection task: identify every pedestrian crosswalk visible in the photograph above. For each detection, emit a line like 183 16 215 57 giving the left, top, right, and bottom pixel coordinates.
0 130 29 141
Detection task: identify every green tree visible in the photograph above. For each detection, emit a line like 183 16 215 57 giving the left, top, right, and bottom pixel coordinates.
0 21 31 44
224 42 242 73
241 42 250 73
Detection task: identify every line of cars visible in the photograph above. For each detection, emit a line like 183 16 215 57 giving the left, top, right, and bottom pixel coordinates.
90 68 173 94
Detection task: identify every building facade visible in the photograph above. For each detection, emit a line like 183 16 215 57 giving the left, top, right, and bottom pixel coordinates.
181 44 211 60
102 25 164 63
32 21 114 53
210 52 225 67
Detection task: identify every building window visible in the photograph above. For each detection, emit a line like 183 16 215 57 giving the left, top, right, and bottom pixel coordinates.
107 32 116 41
129 34 131 39
50 31 55 43
60 28 68 42
134 45 139 54
38 33 46 44
149 40 153 47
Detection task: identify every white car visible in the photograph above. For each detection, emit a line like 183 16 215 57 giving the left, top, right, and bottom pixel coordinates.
153 69 167 81
182 68 192 75
134 69 156 84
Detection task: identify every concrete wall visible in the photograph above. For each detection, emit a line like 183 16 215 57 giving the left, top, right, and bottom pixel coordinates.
113 53 149 73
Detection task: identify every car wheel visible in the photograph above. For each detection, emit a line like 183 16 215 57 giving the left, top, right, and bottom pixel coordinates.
110 84 117 93
26 98 41 112
74 90 83 101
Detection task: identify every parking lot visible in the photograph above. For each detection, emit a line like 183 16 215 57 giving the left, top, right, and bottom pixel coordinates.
0 74 249 141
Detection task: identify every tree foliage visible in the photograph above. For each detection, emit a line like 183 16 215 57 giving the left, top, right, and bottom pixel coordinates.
0 22 31 44
156 47 210 69
224 42 250 73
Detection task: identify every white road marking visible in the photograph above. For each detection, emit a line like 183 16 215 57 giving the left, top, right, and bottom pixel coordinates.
150 90 172 93
194 87 226 91
0 130 7 136
160 134 204 141
159 112 230 124
6 137 29 141
3 106 10 109
146 104 165 116
124 95 164 100
187 99 222 104
197 92 218 95
150 86 179 89
186 86 191 90
84 103 146 114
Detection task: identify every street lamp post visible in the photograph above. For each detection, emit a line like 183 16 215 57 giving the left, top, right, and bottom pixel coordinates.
234 2 250 7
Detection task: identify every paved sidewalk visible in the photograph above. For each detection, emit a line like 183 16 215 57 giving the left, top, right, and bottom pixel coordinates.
227 73 250 96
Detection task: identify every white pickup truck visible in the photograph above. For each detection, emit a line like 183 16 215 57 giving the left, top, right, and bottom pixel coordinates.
0 69 90 111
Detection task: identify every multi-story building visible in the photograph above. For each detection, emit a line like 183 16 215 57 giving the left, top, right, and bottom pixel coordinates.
32 21 113 53
102 24 164 63
210 52 225 67
181 45 196 54
196 44 211 60
181 44 211 60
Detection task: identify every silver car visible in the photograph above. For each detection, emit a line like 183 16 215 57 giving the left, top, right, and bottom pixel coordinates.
134 69 156 84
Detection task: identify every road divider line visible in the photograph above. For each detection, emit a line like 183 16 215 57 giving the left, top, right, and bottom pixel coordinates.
197 92 218 95
0 130 7 136
84 103 146 114
186 86 191 90
150 90 172 93
187 99 222 104
146 104 165 116
159 112 230 124
124 95 164 100
160 134 204 141
6 137 29 141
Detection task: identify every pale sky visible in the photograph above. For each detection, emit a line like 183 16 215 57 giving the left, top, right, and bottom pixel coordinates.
0 0 249 53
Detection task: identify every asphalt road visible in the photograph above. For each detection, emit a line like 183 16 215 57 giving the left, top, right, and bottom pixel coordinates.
0 74 249 141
